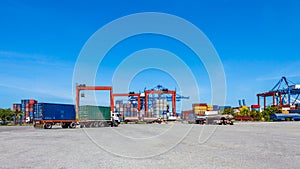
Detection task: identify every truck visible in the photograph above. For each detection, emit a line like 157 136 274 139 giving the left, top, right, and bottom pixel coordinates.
213 115 234 125
270 113 300 121
33 103 120 129
188 114 234 125
79 105 120 127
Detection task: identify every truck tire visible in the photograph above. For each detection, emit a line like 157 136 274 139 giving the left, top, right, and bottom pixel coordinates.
44 123 52 129
99 122 105 127
61 123 68 128
113 121 119 127
69 122 76 128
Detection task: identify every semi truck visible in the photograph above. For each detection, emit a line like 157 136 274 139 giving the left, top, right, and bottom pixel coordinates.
213 115 234 125
34 103 120 129
188 114 234 125
270 113 300 121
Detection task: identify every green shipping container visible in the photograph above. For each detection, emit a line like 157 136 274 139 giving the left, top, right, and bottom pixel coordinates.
79 105 111 120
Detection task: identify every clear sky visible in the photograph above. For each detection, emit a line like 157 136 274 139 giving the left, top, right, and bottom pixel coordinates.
1 0 300 110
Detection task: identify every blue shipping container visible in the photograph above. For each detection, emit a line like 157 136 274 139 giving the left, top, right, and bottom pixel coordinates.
35 103 76 121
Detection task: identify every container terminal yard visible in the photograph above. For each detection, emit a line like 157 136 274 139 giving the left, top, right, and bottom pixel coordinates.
1 1 300 168
1 77 300 169
7 77 300 128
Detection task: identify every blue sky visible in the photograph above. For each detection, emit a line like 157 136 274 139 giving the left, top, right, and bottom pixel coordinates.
1 0 300 110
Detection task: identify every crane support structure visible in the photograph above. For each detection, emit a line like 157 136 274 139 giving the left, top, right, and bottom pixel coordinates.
145 89 176 117
256 77 300 108
75 84 114 120
112 93 141 111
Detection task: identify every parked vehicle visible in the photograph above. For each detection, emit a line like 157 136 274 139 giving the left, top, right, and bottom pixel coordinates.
34 103 120 129
270 113 300 121
78 105 120 127
214 115 234 125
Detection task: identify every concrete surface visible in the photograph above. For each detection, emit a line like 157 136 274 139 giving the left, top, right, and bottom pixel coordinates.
0 122 300 169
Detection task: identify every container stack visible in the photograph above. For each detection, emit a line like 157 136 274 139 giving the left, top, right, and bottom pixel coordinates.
181 110 193 120
213 105 220 111
115 100 124 117
152 98 168 118
193 103 207 115
207 105 213 111
125 102 138 117
12 104 22 123
219 106 232 111
21 99 37 123
13 104 22 112
115 100 138 118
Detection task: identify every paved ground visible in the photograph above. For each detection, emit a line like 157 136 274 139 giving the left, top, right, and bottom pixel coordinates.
0 122 300 169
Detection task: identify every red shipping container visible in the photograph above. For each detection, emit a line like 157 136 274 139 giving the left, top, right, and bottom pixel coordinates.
182 110 193 120
29 99 36 104
251 105 260 108
193 103 207 107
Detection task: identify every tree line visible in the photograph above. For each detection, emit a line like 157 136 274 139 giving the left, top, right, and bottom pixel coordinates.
0 108 23 125
222 106 279 121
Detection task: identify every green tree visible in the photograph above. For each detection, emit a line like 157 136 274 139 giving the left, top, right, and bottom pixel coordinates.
261 106 279 121
222 108 235 116
0 108 14 124
239 108 250 116
250 110 262 120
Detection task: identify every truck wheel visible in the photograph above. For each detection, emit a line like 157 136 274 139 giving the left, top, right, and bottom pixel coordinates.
113 121 119 127
69 122 76 128
61 123 68 128
44 123 52 129
98 122 105 127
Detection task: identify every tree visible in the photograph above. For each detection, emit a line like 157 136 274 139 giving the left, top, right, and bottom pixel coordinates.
261 106 279 121
250 110 262 120
222 108 235 116
238 108 250 116
0 108 14 124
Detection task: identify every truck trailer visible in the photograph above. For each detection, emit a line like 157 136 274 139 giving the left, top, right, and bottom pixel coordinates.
34 103 120 129
270 113 300 121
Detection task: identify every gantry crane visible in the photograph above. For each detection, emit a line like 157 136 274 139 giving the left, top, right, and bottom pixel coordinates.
256 77 300 108
143 85 189 117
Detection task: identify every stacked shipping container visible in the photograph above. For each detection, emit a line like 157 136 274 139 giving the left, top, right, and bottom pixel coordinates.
181 110 193 120
193 103 207 115
152 98 168 118
21 99 38 123
115 100 138 119
13 99 38 123
12 103 22 123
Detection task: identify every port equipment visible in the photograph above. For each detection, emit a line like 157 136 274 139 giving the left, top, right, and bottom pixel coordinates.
144 85 177 117
256 77 300 108
112 92 141 112
166 94 190 102
112 92 141 123
75 84 114 120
